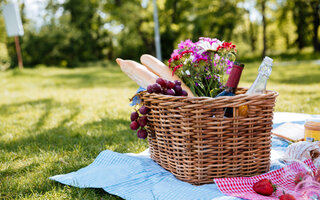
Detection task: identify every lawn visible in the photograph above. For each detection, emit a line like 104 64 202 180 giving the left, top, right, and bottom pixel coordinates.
0 60 319 199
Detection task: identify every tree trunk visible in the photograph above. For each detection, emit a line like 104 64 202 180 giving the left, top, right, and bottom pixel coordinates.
285 32 290 49
171 0 177 23
311 1 320 52
249 21 257 52
293 1 309 50
262 0 267 58
115 0 121 7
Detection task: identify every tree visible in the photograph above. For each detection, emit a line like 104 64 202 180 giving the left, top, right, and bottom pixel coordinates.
311 0 320 52
62 0 107 62
103 0 155 59
292 0 313 50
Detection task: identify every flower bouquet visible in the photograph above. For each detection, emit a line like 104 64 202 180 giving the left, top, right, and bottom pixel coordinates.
168 37 237 97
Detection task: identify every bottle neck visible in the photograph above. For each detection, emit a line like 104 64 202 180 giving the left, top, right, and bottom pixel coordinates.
225 64 244 91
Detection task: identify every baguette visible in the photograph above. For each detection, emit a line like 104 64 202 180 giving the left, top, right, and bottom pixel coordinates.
140 54 194 97
116 58 159 89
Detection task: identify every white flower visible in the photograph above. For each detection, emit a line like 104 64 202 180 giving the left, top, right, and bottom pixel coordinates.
189 54 195 61
185 70 190 75
197 40 223 54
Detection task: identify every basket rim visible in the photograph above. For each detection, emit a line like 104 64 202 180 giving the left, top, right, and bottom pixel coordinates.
139 87 279 101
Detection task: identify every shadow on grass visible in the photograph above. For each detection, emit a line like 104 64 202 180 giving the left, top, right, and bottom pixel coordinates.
0 99 53 116
7 66 138 89
1 113 138 156
0 115 136 198
0 98 143 199
50 68 136 89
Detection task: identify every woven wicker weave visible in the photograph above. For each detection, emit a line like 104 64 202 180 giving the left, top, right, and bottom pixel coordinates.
139 88 278 185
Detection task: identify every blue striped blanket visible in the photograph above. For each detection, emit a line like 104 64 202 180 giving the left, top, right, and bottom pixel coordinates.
50 112 320 200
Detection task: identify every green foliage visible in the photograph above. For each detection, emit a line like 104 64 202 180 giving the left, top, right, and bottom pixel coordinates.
103 0 155 59
6 0 109 68
290 0 314 49
1 0 319 67
62 0 108 61
0 42 10 71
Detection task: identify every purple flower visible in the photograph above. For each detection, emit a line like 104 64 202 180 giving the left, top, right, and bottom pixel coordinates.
226 60 233 74
205 75 212 80
178 39 194 50
192 53 208 63
214 54 221 60
171 49 180 58
195 82 199 87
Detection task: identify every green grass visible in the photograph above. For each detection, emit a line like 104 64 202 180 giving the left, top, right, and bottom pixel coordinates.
0 61 319 199
0 65 146 199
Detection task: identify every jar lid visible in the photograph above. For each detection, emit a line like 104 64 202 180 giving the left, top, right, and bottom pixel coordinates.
305 119 320 131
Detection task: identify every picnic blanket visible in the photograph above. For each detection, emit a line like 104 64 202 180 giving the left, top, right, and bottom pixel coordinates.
50 112 320 200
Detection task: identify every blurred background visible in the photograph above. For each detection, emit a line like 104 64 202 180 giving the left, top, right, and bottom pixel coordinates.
0 0 319 68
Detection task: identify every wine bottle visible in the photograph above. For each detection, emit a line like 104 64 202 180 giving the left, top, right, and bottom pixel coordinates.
239 56 273 116
216 62 245 117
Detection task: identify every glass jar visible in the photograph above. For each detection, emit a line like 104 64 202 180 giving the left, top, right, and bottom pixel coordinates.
305 119 320 142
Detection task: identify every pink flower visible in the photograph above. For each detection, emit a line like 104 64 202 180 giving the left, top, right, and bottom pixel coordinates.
178 39 194 50
173 54 181 60
171 49 180 58
180 50 194 56
217 42 237 51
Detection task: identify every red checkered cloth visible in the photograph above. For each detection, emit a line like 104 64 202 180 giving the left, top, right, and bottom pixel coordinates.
214 159 316 200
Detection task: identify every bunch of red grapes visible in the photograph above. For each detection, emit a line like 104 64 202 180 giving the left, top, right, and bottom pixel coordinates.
130 106 150 139
147 78 188 96
130 78 188 139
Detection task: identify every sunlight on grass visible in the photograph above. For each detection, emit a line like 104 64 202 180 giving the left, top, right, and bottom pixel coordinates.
0 61 319 199
0 64 147 199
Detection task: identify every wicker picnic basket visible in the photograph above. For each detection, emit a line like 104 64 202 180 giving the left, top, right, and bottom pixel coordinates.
139 88 278 185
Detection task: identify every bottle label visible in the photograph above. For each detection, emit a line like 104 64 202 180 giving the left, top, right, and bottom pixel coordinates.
226 64 244 88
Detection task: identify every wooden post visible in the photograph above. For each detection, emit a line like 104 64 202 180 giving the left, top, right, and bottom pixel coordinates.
261 0 267 59
14 36 23 69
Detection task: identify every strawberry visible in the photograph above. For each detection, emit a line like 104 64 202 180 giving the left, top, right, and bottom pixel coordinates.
294 172 307 184
314 168 320 183
294 171 312 184
253 179 277 196
279 193 296 200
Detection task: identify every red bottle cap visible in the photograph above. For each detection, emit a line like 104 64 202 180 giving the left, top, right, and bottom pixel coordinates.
226 63 244 88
